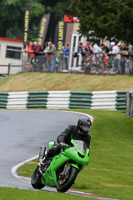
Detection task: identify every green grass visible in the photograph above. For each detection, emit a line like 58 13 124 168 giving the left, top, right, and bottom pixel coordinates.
1 73 133 199
0 72 133 92
17 109 133 200
0 187 95 200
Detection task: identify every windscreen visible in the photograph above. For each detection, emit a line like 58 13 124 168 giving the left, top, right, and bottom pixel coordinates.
75 140 87 153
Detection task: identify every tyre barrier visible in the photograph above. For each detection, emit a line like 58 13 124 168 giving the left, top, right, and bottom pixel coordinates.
0 90 127 110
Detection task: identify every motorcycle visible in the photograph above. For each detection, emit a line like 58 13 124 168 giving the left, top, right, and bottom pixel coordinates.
31 139 90 192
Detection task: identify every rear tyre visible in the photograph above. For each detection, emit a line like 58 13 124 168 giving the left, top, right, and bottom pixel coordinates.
31 167 45 189
57 166 79 193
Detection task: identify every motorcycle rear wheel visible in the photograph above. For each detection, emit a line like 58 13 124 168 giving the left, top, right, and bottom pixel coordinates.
57 166 79 192
31 166 45 189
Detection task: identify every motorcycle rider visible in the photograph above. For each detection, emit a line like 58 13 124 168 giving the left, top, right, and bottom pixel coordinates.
39 117 92 165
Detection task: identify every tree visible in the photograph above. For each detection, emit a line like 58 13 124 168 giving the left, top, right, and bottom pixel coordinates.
0 0 71 41
0 0 45 39
41 0 71 42
64 0 133 44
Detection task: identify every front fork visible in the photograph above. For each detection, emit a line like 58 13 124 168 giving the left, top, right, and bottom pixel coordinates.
38 166 45 182
59 161 80 179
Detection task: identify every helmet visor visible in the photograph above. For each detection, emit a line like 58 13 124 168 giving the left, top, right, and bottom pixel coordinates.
80 124 90 132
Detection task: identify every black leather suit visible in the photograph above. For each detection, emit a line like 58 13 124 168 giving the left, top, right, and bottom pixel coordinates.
44 125 91 160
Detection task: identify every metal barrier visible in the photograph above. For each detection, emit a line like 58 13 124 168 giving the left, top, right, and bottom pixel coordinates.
0 64 23 76
126 90 133 117
23 52 133 75
83 54 133 75
0 51 133 75
23 52 64 73
0 48 27 76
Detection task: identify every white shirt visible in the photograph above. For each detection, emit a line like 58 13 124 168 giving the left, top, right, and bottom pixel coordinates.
92 44 102 54
112 45 119 54
111 45 120 59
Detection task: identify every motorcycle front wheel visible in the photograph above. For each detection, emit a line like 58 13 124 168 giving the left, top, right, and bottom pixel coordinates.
57 166 79 193
31 166 45 189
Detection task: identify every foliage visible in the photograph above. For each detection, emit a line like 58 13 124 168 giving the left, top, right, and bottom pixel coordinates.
0 0 45 39
65 0 133 44
43 0 71 42
0 0 70 41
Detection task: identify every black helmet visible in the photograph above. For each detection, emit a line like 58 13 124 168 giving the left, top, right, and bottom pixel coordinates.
77 117 91 134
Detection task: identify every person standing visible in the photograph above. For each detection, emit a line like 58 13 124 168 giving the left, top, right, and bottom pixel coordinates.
62 43 70 72
119 43 129 74
32 41 41 56
110 42 121 74
44 42 51 71
100 43 109 70
77 42 87 70
92 42 102 54
91 42 102 71
46 42 57 72
24 41 35 61
31 41 43 71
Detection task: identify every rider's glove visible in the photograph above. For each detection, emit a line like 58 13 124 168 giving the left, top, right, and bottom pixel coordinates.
60 142 66 147
60 142 68 150
38 159 43 167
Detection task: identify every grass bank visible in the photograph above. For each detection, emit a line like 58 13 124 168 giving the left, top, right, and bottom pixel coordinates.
18 109 133 200
0 72 133 92
0 187 95 200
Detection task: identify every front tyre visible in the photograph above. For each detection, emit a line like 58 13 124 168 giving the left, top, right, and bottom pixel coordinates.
31 167 45 189
57 166 79 193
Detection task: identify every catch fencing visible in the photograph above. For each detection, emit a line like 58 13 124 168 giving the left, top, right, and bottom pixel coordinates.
0 51 133 76
23 52 133 75
0 90 126 110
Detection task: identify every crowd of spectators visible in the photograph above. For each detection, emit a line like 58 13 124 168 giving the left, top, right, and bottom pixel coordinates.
24 40 133 74
76 40 133 74
24 41 70 72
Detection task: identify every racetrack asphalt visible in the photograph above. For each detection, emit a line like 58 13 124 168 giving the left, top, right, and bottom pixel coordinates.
0 110 117 200
0 110 92 189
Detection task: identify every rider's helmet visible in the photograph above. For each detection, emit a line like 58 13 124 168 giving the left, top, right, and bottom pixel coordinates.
77 117 91 135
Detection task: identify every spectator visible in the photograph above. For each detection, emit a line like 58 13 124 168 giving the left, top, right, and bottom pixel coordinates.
120 43 129 74
31 41 43 71
32 41 41 56
100 43 109 54
62 43 70 72
44 42 51 71
128 44 133 74
24 41 35 61
77 41 87 70
46 42 57 72
91 42 102 70
128 44 133 55
77 41 83 53
92 42 102 54
110 42 121 74
100 43 109 69
86 41 93 55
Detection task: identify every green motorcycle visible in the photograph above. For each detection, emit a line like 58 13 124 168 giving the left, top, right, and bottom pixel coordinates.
31 139 90 192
